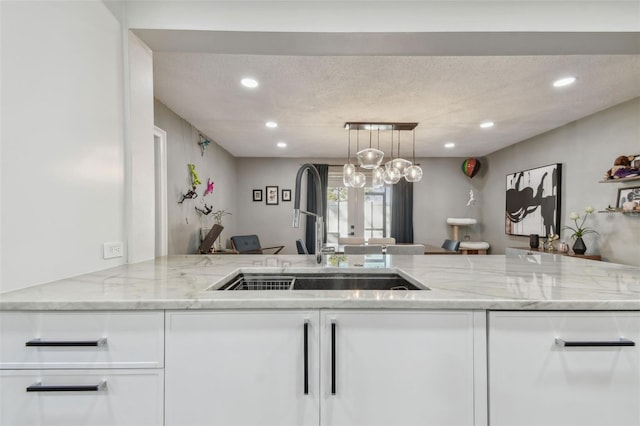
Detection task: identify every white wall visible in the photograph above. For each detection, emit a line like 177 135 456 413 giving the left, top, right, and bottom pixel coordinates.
127 32 156 263
483 98 640 266
154 100 237 254
0 1 125 292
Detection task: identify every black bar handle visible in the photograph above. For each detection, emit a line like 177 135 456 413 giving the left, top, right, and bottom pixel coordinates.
26 338 107 347
303 320 309 395
27 381 106 392
331 320 336 395
555 338 635 347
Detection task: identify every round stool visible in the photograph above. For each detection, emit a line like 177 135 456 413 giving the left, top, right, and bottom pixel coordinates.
459 241 490 255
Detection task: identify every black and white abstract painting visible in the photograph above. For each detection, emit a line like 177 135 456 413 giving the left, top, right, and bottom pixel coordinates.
505 163 562 236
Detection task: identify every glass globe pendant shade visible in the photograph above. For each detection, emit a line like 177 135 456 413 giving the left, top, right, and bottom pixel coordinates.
343 163 355 187
386 158 412 177
356 148 385 169
404 165 423 182
383 165 401 184
351 171 366 188
372 166 385 188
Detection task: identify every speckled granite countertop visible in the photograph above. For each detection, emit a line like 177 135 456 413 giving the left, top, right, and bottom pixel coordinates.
1 253 639 310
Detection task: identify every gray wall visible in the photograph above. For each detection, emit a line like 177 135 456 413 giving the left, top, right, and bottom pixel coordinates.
154 100 237 254
483 97 640 266
413 158 485 246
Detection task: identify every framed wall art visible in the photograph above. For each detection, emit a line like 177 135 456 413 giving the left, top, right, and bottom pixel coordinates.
617 186 640 208
282 189 291 202
252 189 262 202
266 185 279 205
505 163 562 237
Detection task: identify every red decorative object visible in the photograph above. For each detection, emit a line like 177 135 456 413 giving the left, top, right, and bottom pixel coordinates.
461 158 481 178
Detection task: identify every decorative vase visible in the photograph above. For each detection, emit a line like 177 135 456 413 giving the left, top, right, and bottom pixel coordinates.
572 237 586 255
529 234 539 249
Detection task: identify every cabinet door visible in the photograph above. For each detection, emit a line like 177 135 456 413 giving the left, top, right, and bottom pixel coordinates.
0 369 164 426
321 310 477 426
489 311 640 426
165 310 320 426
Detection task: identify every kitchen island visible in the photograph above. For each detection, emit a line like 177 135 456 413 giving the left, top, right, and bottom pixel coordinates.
0 252 638 310
1 253 639 426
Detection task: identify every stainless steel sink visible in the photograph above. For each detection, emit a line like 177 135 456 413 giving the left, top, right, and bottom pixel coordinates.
212 272 428 291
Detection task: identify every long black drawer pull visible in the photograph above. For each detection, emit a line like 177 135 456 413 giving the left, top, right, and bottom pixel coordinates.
331 320 336 395
27 381 106 392
303 320 309 395
26 338 107 347
555 338 635 347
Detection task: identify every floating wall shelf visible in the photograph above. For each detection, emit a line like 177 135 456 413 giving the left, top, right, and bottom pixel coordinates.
598 175 640 183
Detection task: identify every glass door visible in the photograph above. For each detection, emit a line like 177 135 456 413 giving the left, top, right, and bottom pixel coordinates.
325 167 391 244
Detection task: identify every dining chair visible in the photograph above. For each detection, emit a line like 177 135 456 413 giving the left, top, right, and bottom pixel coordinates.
338 236 365 245
295 239 309 255
343 244 383 254
367 237 396 245
230 235 284 254
385 244 425 254
441 239 461 252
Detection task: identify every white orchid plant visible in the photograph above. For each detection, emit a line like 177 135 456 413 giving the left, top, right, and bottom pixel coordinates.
562 206 599 239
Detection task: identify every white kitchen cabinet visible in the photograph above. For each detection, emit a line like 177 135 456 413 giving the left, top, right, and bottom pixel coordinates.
0 311 165 426
0 369 164 426
0 311 164 368
165 309 484 426
321 310 479 426
489 311 640 426
165 310 321 426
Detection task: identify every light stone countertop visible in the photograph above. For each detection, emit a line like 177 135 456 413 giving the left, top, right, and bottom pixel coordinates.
1 253 639 311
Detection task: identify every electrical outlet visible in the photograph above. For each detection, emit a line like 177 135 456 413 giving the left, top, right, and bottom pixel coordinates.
103 242 123 259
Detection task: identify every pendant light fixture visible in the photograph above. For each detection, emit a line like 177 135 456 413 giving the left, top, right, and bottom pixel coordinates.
383 130 401 185
356 126 385 169
385 130 412 177
343 129 355 187
343 122 418 186
351 129 366 188
404 128 423 182
371 129 385 188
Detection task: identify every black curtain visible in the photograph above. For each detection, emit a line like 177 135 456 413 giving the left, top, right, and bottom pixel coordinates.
305 164 329 253
391 179 414 243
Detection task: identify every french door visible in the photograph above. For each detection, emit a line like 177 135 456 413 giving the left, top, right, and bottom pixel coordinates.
326 168 391 243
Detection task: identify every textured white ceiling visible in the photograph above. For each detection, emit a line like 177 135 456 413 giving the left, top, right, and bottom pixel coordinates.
152 52 640 158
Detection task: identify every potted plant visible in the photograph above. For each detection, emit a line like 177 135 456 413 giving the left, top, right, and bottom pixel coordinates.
562 206 599 254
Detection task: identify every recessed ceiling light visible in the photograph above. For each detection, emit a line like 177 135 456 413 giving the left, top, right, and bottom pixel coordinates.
277 142 287 148
553 76 577 87
265 121 278 128
241 78 258 88
480 121 494 129
444 142 455 148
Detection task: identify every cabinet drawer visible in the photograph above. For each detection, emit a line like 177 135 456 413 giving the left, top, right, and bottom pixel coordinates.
489 311 640 426
0 311 164 368
0 369 163 426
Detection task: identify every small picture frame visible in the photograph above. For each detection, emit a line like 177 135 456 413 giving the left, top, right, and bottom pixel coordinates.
252 189 262 202
266 186 279 205
282 189 292 202
616 186 640 208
